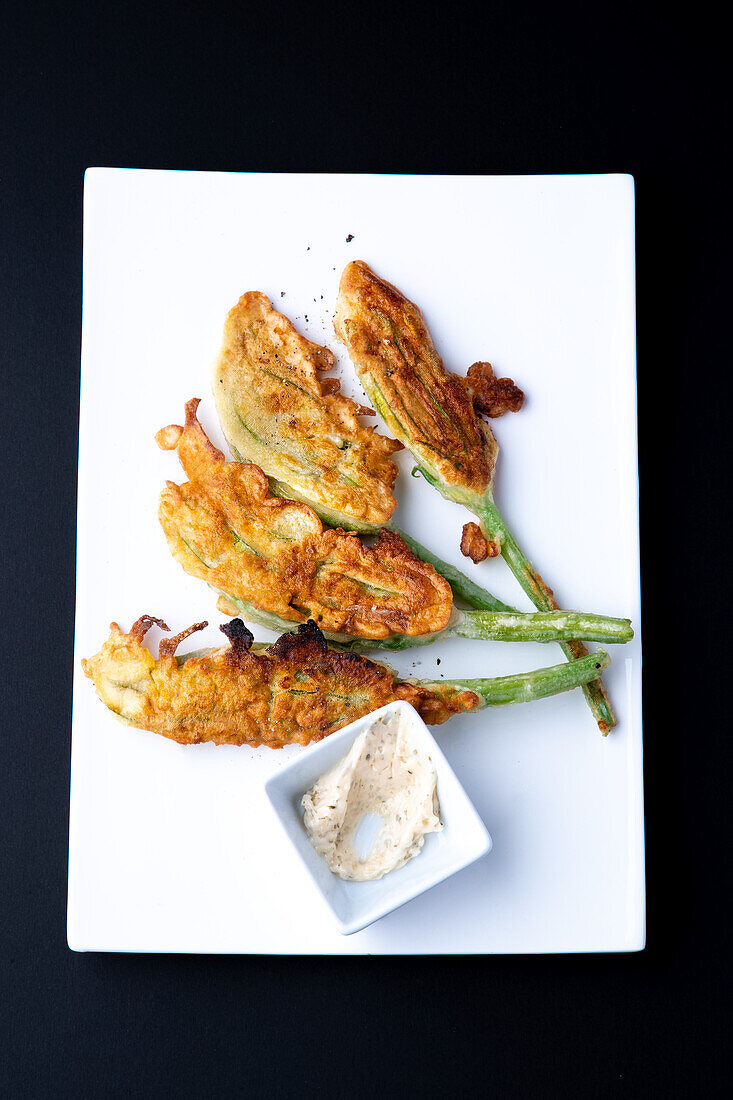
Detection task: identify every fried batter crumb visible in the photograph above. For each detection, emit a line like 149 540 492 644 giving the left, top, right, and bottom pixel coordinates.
460 521 500 563
466 362 525 418
155 424 184 450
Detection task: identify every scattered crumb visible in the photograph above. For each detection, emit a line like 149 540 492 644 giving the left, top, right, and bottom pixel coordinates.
346 234 354 243
280 291 285 297
461 521 499 562
436 658 441 665
466 361 525 417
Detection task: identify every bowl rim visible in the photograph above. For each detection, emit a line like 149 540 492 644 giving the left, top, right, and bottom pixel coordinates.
264 700 492 935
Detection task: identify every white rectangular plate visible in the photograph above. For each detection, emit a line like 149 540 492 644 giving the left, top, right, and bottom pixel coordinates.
69 170 643 954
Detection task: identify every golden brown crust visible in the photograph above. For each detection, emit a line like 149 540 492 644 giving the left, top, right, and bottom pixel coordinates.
213 291 401 529
460 521 499 563
157 400 453 639
465 362 525 418
82 618 479 748
333 261 499 498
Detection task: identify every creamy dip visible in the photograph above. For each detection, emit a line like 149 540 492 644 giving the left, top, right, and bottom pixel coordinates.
301 711 442 881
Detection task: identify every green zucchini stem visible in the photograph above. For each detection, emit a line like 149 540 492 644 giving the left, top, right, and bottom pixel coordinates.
216 591 631 652
430 648 611 709
479 495 617 734
452 610 632 644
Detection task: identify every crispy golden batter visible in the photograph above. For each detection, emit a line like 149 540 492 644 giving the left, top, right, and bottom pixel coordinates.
157 400 452 640
213 292 402 532
334 261 500 504
82 617 479 748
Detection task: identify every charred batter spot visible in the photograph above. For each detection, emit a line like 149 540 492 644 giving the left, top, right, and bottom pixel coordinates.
268 619 329 660
466 362 525 418
221 617 255 654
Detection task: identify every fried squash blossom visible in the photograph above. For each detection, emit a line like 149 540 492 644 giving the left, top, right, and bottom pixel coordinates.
213 292 402 532
82 617 479 748
334 261 508 510
156 400 453 641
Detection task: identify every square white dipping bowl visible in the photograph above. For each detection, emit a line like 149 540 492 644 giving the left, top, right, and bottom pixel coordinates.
264 701 492 935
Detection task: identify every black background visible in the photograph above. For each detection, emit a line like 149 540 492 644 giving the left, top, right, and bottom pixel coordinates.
1 3 727 1096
